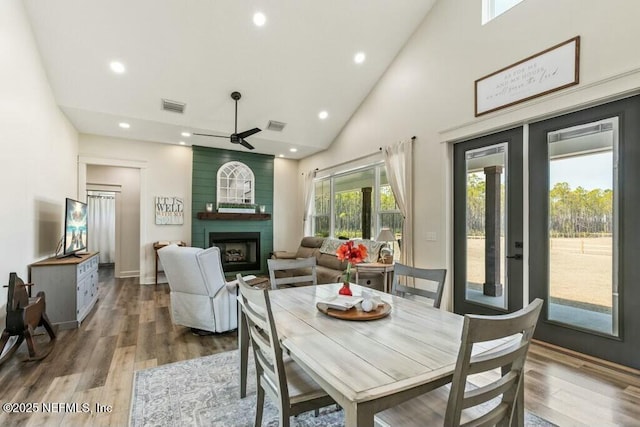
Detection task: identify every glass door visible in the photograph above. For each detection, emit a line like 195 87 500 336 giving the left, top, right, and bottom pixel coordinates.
454 127 524 315
529 95 640 369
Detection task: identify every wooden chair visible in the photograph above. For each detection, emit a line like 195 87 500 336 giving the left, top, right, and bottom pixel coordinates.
0 273 56 364
391 263 447 309
267 257 318 290
236 274 335 427
375 298 544 427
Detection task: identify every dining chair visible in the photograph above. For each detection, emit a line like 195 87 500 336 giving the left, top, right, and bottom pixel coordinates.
375 298 544 427
236 274 335 427
267 257 318 290
391 263 447 309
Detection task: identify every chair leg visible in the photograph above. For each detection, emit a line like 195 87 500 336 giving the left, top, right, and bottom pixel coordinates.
24 326 38 359
255 385 265 427
40 312 56 340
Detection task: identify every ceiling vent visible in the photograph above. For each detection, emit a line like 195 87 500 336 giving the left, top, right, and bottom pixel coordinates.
267 120 287 132
161 98 186 114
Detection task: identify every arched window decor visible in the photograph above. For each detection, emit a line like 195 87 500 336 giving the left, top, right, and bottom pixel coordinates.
216 161 255 207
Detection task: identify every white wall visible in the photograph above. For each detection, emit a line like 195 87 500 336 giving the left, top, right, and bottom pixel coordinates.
0 0 78 309
273 158 303 252
299 0 640 308
80 135 192 284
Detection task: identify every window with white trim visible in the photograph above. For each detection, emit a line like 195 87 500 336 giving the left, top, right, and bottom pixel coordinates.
482 0 523 25
312 163 403 242
216 161 255 206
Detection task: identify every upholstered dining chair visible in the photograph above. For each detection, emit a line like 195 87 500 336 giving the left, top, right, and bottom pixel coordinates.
236 274 335 427
158 244 252 334
391 263 447 309
267 257 318 290
375 298 544 427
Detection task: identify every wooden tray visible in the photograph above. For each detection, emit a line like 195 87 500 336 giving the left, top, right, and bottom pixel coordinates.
316 302 391 321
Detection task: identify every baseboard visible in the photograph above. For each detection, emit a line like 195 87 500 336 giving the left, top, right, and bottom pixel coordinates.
116 270 140 278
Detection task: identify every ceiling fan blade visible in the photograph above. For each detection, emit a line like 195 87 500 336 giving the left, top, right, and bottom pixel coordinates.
239 139 255 150
236 127 261 139
192 132 229 139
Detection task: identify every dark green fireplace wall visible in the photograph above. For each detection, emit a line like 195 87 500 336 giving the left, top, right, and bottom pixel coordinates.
192 146 274 275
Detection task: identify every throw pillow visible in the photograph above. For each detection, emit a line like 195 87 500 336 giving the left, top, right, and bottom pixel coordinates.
351 239 384 263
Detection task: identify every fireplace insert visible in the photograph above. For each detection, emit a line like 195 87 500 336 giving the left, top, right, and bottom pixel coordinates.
209 232 260 272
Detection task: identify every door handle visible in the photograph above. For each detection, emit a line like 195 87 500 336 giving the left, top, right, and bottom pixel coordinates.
506 254 523 260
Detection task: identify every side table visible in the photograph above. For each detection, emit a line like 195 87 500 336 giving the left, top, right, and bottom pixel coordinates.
153 241 186 285
355 262 394 293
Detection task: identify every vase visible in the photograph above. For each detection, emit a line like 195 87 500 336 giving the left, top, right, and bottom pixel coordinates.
339 282 352 296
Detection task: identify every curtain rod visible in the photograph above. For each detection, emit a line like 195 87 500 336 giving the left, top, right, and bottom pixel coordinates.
309 136 416 174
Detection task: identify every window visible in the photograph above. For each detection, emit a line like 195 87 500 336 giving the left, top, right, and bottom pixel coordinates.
482 0 523 25
312 164 403 244
216 161 255 206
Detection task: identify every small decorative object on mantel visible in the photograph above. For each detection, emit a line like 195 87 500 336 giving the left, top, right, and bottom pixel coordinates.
217 202 258 214
336 240 368 296
205 203 214 212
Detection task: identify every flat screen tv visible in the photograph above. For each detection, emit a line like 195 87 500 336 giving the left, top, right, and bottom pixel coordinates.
62 198 88 258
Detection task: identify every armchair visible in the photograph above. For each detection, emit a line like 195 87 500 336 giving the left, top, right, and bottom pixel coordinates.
157 244 254 334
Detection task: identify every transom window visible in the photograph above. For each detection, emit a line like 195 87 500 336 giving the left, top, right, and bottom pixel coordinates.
216 161 254 206
482 0 524 25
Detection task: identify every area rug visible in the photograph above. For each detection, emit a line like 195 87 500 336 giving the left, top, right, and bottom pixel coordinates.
130 350 556 426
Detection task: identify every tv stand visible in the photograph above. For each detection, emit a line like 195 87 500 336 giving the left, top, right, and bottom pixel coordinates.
29 252 99 329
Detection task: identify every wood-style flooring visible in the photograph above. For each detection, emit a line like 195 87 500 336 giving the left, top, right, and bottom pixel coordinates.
0 267 638 426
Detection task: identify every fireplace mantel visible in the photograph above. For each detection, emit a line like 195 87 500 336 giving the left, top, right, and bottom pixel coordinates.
197 212 271 221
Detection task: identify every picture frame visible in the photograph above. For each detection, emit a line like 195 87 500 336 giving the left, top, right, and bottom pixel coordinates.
475 36 580 116
155 196 184 225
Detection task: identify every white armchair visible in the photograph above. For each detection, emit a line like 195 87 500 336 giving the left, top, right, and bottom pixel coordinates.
157 244 255 333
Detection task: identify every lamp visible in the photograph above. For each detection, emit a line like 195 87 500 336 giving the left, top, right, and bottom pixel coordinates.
376 228 396 263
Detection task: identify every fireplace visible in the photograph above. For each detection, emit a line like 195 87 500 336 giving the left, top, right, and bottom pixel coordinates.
209 232 260 272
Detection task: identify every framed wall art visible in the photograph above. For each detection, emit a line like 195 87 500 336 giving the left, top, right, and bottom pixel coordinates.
155 196 184 225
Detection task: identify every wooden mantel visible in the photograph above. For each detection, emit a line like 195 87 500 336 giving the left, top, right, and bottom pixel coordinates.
196 212 271 221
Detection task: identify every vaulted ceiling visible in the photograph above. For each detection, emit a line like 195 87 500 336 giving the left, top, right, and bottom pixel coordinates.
23 0 436 159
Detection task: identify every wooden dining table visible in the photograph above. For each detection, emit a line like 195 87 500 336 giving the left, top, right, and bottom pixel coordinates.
238 283 521 427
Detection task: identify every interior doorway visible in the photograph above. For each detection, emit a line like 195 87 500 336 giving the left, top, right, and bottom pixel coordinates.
87 191 116 265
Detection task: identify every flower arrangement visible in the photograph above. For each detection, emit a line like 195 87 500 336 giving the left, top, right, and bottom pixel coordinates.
336 240 368 295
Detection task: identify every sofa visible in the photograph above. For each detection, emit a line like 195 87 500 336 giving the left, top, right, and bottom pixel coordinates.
271 236 384 285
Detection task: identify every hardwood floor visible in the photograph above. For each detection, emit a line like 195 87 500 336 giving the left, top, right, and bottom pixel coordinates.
0 268 638 426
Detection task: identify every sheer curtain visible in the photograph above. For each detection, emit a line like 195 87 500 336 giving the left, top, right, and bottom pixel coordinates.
88 193 116 264
302 169 316 236
383 139 414 266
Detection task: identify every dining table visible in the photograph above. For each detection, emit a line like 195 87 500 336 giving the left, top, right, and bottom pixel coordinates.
238 283 522 427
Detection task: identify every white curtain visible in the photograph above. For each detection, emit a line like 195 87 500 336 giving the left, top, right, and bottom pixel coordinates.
383 139 414 267
88 194 116 264
302 169 316 236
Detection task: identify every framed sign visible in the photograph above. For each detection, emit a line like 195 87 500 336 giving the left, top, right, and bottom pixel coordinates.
155 196 184 225
475 36 580 116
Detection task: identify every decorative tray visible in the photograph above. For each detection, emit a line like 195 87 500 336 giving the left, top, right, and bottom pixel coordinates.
316 301 391 321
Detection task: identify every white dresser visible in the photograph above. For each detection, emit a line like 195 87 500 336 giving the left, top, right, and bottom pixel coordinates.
29 252 99 329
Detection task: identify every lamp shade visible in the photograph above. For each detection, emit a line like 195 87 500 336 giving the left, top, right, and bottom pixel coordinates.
376 228 395 242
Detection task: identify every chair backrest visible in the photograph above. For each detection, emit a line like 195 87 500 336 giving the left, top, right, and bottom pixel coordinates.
445 298 544 426
391 263 447 309
267 257 318 290
236 274 289 408
158 245 226 297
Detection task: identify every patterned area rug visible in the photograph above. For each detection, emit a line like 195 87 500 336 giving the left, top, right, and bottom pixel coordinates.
130 350 556 426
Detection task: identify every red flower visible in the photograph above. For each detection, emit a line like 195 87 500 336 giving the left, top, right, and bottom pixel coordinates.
336 241 368 264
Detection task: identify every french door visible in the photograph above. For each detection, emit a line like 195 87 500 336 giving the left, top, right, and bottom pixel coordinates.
529 95 640 369
453 127 524 315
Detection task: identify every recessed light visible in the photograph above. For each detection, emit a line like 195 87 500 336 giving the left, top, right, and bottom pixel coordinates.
289 148 297 153
253 12 266 27
118 122 130 129
354 52 366 64
110 61 126 74
179 141 186 145
279 154 285 158
181 132 191 137
318 110 329 120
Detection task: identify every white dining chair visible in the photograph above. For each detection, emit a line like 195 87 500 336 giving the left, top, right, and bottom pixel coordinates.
391 263 447 309
267 257 318 290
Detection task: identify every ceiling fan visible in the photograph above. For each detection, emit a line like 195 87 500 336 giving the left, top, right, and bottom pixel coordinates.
193 91 261 150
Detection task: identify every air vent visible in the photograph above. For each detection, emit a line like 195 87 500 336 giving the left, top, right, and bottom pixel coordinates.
267 120 287 132
161 99 186 114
